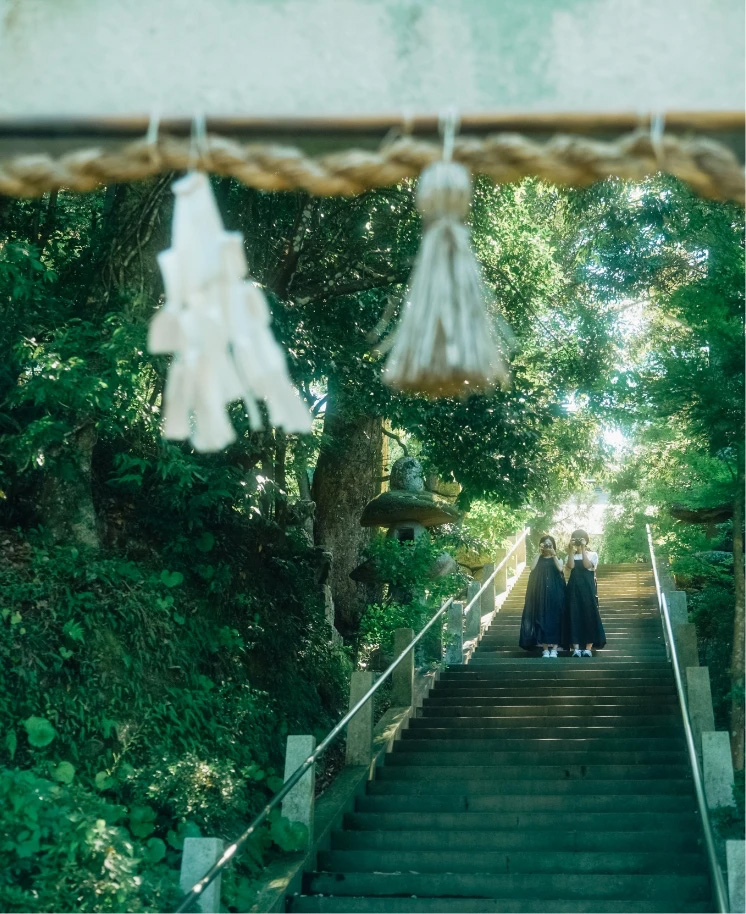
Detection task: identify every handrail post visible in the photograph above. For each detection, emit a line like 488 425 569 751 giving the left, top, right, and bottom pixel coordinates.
391 628 414 706
726 841 745 913
702 731 737 809
180 838 225 914
515 531 527 565
481 563 496 614
345 671 374 766
464 581 481 639
445 601 464 664
493 551 508 596
282 735 316 847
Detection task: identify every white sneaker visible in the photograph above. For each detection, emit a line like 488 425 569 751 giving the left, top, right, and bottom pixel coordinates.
582 649 593 657
541 649 551 658
572 648 582 658
549 648 558 658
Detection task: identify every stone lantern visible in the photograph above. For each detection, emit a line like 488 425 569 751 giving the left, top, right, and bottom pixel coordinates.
360 456 460 541
351 457 460 584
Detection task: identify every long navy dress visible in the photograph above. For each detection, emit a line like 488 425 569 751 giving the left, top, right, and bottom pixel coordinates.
519 556 566 649
562 555 606 648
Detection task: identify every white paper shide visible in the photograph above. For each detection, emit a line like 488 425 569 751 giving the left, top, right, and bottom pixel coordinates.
148 172 311 451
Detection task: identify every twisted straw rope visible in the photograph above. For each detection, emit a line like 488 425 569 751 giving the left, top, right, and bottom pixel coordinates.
0 129 742 203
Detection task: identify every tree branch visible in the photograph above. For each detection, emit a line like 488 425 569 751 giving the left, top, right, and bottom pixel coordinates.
383 428 409 456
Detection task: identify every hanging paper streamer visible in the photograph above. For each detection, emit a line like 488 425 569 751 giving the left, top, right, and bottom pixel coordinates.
383 159 516 397
148 172 311 451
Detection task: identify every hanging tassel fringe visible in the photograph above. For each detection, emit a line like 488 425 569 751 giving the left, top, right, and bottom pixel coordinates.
383 160 516 397
148 171 311 451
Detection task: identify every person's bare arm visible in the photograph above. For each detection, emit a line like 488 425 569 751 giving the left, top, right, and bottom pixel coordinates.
530 553 541 570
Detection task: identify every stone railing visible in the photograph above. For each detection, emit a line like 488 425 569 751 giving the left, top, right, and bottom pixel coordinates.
648 527 740 913
177 527 531 913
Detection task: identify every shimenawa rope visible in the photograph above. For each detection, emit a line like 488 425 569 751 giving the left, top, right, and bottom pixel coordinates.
0 129 742 203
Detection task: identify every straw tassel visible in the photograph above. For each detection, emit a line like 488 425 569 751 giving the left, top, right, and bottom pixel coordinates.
148 171 311 451
383 160 516 397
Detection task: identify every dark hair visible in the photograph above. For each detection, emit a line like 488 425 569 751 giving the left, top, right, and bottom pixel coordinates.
539 535 556 550
571 529 590 546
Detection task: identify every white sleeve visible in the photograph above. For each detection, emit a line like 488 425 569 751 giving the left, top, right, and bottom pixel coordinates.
588 551 599 569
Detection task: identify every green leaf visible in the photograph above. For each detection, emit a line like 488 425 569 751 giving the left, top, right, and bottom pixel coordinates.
269 814 308 852
5 729 17 760
143 836 167 863
95 771 116 791
173 612 185 625
62 619 85 643
24 716 57 748
129 804 157 838
196 531 215 553
160 570 184 588
10 611 22 625
166 819 202 850
59 647 73 660
52 761 75 784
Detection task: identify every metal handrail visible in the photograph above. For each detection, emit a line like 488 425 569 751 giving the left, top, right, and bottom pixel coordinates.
174 526 530 912
645 524 729 914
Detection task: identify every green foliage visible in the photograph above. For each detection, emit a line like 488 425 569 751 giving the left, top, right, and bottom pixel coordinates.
0 767 179 912
0 526 350 910
356 536 466 667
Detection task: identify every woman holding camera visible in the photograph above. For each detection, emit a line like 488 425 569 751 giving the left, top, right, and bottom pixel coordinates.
519 535 565 658
563 529 606 656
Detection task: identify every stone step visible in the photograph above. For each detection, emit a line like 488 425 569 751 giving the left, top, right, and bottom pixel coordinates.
419 704 680 717
467 660 672 669
424 696 679 707
439 670 674 681
398 736 686 751
430 684 677 693
333 828 703 852
388 749 689 766
403 728 683 741
378 763 691 780
366 778 694 796
290 895 710 912
302 872 710 903
355 794 694 813
408 716 682 730
343 810 701 833
317 848 705 875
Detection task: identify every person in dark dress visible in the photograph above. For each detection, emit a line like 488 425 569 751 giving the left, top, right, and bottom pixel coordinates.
519 535 566 658
562 528 606 656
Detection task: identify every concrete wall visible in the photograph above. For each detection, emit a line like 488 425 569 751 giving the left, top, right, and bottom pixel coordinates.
0 0 742 117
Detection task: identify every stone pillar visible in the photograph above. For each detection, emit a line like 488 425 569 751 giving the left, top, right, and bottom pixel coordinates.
515 532 527 565
726 840 745 913
180 837 225 914
445 602 464 664
345 671 374 766
464 581 481 639
493 551 508 596
673 624 700 681
702 731 736 809
481 563 496 614
282 735 316 846
686 667 716 757
391 627 414 706
666 591 688 626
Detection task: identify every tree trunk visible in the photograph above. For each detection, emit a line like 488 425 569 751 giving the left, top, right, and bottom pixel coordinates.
39 423 100 549
312 379 382 639
730 474 745 770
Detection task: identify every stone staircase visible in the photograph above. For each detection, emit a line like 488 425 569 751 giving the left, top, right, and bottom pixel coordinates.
289 563 713 913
